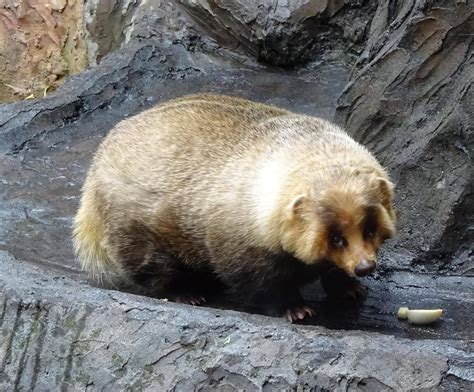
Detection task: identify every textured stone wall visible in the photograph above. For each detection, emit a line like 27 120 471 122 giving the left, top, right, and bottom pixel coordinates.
83 0 140 64
179 0 378 66
336 0 473 274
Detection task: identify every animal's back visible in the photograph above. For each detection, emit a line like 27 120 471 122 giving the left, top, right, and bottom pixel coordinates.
73 94 292 281
97 94 289 188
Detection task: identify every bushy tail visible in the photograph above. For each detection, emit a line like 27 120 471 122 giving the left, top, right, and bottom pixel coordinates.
73 188 115 284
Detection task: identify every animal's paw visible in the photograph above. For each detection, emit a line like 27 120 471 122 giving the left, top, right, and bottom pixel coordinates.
284 305 315 323
336 281 368 301
321 269 368 302
173 295 207 306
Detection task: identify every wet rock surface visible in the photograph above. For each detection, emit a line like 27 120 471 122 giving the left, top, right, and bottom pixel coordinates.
0 0 473 390
0 253 472 391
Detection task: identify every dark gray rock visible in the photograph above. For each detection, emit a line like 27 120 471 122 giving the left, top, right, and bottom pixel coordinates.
0 0 473 390
335 0 474 274
179 0 378 66
0 252 472 391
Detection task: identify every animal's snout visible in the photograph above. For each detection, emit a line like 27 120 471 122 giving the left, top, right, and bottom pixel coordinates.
354 259 376 277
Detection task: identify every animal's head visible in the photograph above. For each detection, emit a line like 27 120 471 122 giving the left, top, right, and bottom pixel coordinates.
280 173 396 277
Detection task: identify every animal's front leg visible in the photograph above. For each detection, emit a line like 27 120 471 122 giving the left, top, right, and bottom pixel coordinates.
252 286 315 323
321 267 368 301
211 260 316 322
207 234 316 322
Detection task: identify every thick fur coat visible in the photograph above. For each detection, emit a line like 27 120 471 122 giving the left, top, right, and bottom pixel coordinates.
73 94 396 320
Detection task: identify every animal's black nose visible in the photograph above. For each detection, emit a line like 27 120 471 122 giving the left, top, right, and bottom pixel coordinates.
355 259 376 277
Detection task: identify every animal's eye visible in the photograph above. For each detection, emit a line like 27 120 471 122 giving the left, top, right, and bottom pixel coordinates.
331 234 346 249
364 221 378 241
365 229 375 239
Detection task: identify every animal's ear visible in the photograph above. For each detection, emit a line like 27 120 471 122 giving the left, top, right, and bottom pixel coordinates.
376 177 395 220
288 194 308 219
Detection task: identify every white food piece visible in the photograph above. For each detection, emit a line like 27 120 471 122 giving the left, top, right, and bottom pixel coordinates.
397 307 409 319
407 309 443 325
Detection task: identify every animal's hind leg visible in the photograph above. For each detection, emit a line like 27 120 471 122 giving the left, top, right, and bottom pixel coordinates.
129 251 215 305
107 220 215 305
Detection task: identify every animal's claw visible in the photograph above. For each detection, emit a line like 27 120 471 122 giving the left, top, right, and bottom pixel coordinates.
174 295 206 306
284 305 315 323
